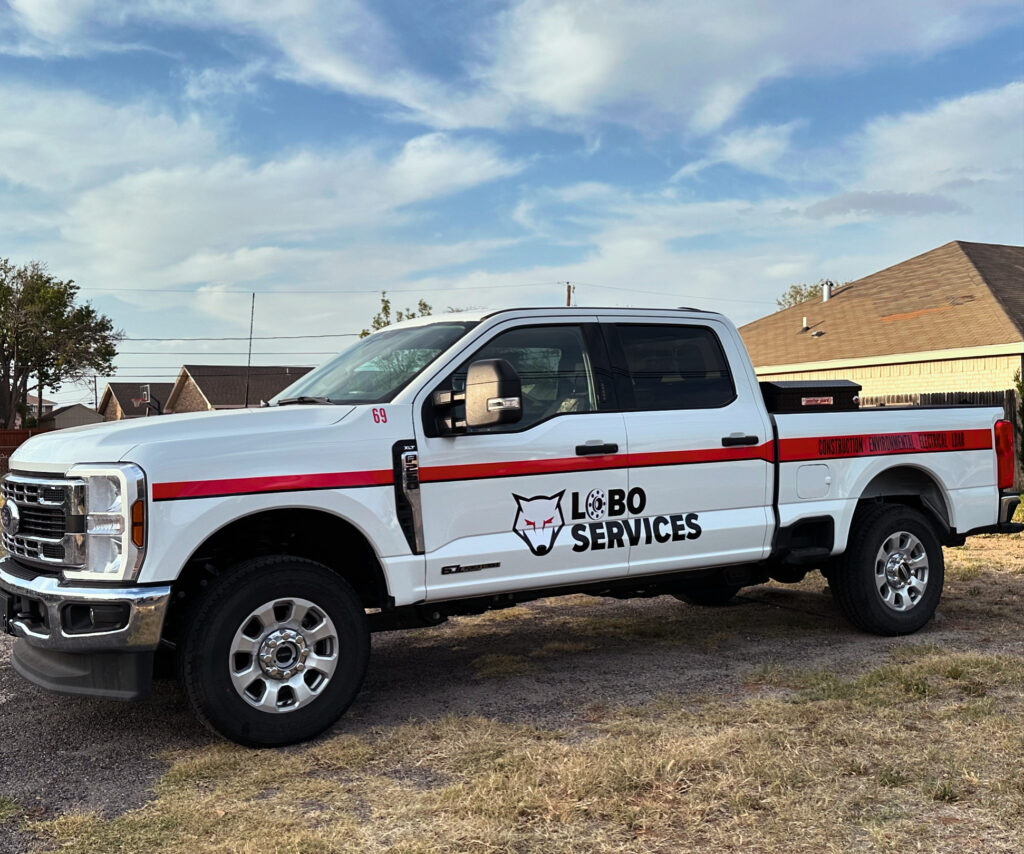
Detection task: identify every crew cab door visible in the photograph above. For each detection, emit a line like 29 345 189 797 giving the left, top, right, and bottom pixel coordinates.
414 319 630 600
600 317 774 576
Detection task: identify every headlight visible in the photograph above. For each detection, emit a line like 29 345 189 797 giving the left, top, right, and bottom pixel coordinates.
63 463 146 583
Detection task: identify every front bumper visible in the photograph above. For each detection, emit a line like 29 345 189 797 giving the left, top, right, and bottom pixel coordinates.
0 557 172 699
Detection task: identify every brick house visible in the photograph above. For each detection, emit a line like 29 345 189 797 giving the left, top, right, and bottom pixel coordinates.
99 382 175 420
740 241 1024 403
164 365 314 413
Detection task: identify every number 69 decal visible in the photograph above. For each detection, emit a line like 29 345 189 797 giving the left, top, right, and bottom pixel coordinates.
372 408 388 424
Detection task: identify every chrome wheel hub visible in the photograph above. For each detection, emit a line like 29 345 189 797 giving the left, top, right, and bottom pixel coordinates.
258 629 310 680
874 531 929 612
229 597 339 713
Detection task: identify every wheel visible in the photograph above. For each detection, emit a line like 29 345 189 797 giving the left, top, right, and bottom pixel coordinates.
672 583 742 607
830 504 944 636
178 555 369 747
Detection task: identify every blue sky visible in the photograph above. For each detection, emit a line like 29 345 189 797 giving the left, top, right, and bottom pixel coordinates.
1 0 1022 405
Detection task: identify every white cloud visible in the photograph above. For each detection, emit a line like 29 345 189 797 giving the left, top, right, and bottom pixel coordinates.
2 0 1019 134
673 123 798 179
856 80 1024 194
0 83 218 191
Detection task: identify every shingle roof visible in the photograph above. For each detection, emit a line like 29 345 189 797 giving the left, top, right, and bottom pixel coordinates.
740 241 1024 368
181 364 313 408
102 382 175 417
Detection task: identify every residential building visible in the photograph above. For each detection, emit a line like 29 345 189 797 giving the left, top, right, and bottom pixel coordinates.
164 365 314 413
99 382 175 420
740 241 1024 402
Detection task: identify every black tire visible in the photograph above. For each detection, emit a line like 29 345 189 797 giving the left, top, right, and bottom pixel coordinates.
830 503 944 636
672 583 742 607
178 555 369 747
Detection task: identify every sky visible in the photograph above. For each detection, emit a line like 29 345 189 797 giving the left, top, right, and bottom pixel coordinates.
1 0 1022 407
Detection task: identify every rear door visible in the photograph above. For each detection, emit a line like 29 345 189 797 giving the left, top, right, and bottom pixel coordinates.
601 317 774 576
415 319 631 600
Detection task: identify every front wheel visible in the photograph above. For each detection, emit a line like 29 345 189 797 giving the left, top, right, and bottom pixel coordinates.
830 504 944 636
178 556 370 747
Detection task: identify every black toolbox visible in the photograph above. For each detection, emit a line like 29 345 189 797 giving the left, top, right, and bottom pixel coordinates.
759 380 861 414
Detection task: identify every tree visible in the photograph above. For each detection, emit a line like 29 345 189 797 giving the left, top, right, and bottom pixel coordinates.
775 279 841 310
359 291 432 338
0 259 121 427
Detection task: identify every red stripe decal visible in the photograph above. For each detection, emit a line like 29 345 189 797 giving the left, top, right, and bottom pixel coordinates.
778 428 991 462
153 469 393 501
152 429 992 499
419 453 626 483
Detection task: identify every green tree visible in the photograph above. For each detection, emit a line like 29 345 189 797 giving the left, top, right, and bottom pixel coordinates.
0 259 121 427
359 291 432 338
775 279 845 310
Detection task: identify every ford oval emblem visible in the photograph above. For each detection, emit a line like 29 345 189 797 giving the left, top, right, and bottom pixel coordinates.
0 500 19 536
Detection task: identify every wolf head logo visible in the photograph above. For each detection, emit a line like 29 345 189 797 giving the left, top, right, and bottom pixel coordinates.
512 491 565 556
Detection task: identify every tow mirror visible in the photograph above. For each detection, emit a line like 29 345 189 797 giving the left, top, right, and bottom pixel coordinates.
466 359 521 428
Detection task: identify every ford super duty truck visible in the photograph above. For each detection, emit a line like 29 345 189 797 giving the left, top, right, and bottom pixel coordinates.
1 307 1020 746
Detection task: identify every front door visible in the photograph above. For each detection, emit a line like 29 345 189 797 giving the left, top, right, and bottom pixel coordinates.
415 320 630 600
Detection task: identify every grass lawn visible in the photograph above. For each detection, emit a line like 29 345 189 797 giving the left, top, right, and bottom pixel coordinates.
12 533 1024 853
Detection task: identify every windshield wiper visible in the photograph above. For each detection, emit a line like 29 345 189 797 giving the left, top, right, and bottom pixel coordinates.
276 396 334 406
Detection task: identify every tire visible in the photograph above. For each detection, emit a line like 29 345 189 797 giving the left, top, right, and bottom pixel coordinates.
178 555 369 747
673 583 742 607
830 503 944 636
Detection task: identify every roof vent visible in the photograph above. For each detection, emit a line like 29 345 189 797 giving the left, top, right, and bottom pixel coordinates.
822 280 832 302
812 330 825 338
801 316 809 332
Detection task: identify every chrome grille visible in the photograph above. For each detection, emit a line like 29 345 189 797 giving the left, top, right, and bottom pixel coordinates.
1 473 86 568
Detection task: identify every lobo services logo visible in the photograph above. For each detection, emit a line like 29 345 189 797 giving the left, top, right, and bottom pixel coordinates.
512 491 565 556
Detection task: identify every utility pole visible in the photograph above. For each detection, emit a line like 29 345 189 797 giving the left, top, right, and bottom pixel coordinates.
243 292 255 408
92 376 98 410
565 282 574 306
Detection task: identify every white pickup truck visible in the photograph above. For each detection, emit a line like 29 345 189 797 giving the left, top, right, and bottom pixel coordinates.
1 307 1020 746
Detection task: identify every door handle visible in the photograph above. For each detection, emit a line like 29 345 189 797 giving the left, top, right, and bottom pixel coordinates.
721 434 759 447
576 442 619 456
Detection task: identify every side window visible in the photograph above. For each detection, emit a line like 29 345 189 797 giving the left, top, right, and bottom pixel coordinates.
616 324 735 410
451 325 597 431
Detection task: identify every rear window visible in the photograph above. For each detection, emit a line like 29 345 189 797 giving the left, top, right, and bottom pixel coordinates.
616 324 735 410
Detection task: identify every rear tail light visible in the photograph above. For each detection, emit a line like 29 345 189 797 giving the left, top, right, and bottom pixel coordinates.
994 419 1015 490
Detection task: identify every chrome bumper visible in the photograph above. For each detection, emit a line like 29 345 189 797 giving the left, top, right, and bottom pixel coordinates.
0 557 171 652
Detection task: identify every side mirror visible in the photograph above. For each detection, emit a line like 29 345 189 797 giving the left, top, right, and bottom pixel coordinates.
465 359 521 428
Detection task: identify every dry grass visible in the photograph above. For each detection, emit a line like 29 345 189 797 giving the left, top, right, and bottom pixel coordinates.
21 535 1024 854
26 646 1024 854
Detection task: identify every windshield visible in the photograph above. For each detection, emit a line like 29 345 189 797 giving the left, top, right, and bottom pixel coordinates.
270 321 477 405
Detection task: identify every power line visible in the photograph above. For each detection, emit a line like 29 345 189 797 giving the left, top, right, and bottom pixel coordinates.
118 350 338 355
78 281 552 295
123 333 359 341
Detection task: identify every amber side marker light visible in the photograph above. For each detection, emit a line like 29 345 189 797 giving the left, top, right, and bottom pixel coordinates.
130 499 146 548
994 419 1015 490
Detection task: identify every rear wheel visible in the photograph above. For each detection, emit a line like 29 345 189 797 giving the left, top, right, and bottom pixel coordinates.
178 555 369 747
830 504 943 636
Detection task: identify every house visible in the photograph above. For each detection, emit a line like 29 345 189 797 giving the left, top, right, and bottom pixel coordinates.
740 241 1024 403
99 382 175 420
39 404 105 431
15 394 57 426
164 365 314 413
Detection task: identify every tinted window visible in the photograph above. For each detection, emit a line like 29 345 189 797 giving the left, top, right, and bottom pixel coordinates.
452 325 597 431
616 324 734 410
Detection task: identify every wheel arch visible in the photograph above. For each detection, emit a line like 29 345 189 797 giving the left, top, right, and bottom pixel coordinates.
162 507 390 644
852 463 954 543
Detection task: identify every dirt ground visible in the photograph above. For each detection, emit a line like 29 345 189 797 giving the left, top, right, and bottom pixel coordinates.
1 532 1022 853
